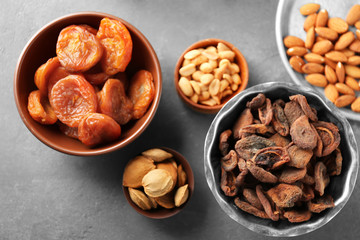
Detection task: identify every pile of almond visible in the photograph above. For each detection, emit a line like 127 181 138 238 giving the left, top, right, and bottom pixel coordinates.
123 148 189 211
178 42 242 106
284 3 360 112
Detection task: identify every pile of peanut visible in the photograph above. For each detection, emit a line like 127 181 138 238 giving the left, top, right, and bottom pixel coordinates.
178 42 242 106
284 3 360 112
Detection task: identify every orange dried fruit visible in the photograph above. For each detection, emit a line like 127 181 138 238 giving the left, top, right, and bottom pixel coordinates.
27 90 57 125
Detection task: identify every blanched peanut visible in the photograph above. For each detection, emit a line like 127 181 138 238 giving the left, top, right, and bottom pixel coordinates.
184 49 201 60
182 59 191 66
209 59 218 68
200 73 214 85
230 63 240 74
220 79 230 91
199 91 210 101
190 94 199 103
201 49 219 60
231 83 239 91
217 42 231 52
179 63 196 77
209 79 220 96
222 89 233 97
199 82 209 91
200 98 217 106
232 73 242 85
191 55 208 66
219 59 231 68
199 62 214 73
223 73 233 84
218 50 235 61
190 81 201 95
192 71 204 81
178 77 194 97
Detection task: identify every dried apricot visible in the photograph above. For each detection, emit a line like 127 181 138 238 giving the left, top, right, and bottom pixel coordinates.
47 66 72 95
96 18 133 75
49 75 98 127
34 57 61 96
56 25 103 72
28 90 57 125
98 78 133 125
78 113 121 146
128 70 155 119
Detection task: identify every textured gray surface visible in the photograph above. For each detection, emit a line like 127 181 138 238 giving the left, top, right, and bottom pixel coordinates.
1 0 359 239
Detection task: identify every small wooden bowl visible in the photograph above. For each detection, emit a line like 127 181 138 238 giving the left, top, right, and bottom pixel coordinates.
123 147 194 219
174 38 249 114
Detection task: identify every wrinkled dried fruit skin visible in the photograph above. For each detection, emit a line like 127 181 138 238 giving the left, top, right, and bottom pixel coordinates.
221 150 238 172
84 71 110 85
256 185 279 221
246 160 278 183
235 168 248 187
301 184 315 202
308 195 335 213
289 95 318 122
233 108 253 139
287 144 313 168
128 188 152 210
252 146 290 170
283 209 312 223
284 100 304 127
34 57 61 96
78 113 121 147
128 70 156 119
57 25 103 72
98 78 133 125
290 115 318 150
28 90 57 125
234 197 269 219
279 167 307 184
243 188 264 210
313 121 341 157
58 122 78 139
50 75 98 127
272 102 290 136
238 124 275 139
220 168 238 196
237 157 247 172
312 123 323 158
96 18 133 75
219 129 232 156
47 66 72 96
246 93 266 110
258 98 274 125
269 133 291 147
320 148 342 176
314 161 330 196
301 173 315 185
235 135 276 160
267 183 303 208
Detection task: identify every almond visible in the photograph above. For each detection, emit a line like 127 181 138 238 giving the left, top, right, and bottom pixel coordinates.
305 73 327 87
316 9 328 27
351 97 360 112
305 27 315 49
284 36 305 48
349 39 360 53
324 58 337 69
300 3 320 16
336 62 345 83
315 27 338 41
287 47 308 56
325 65 337 84
315 36 327 42
289 56 305 73
356 29 360 40
304 53 325 64
345 65 360 78
347 55 360 65
335 83 355 95
325 51 348 62
334 95 356 108
340 48 355 57
304 13 317 32
312 40 333 55
345 76 360 91
302 63 324 74
334 31 355 50
346 4 360 25
324 84 339 103
355 21 360 29
327 17 349 34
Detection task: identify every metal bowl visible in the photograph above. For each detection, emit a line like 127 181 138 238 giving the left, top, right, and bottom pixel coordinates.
204 82 358 237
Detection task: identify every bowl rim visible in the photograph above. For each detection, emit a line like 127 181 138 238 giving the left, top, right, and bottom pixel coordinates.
13 11 162 156
204 82 359 237
122 147 195 219
174 38 249 114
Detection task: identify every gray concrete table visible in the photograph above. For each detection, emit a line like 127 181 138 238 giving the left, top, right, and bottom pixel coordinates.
1 0 359 239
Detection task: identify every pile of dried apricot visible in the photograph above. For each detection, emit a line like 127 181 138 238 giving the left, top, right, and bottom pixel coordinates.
218 93 342 223
123 148 189 210
27 18 155 147
284 3 360 112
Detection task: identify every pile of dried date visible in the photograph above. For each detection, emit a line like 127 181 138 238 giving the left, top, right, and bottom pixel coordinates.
218 93 342 223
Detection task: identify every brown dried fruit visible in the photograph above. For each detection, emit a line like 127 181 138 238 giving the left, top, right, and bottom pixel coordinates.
256 185 279 221
320 148 342 176
284 100 304 127
289 95 317 122
221 150 238 172
235 135 276 160
232 108 254 139
301 184 315 201
234 197 269 219
267 183 303 208
219 129 232 156
220 168 238 197
279 167 307 184
308 195 335 213
258 98 274 125
237 124 276 139
235 168 248 187
252 146 290 170
246 93 266 110
290 115 318 150
269 133 291 147
312 121 341 157
314 162 330 196
243 188 264 210
123 156 156 188
272 102 290 136
246 160 278 184
142 169 174 198
287 144 313 168
128 188 152 210
142 148 173 162
283 209 312 223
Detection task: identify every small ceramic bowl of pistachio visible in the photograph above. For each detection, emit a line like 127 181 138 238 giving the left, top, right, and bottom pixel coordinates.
122 147 194 218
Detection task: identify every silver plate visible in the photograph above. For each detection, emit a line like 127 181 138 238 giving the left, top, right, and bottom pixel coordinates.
275 0 360 121
204 82 359 237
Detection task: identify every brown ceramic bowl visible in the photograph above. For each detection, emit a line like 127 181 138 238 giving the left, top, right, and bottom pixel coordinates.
123 147 194 219
14 12 162 156
174 38 249 114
